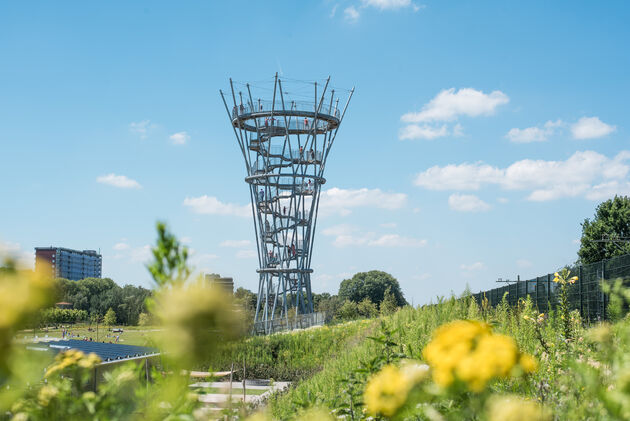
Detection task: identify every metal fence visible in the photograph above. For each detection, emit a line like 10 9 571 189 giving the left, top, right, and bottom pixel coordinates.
252 311 326 335
471 253 630 321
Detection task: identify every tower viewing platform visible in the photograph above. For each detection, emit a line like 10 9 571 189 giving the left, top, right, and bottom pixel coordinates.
220 75 353 334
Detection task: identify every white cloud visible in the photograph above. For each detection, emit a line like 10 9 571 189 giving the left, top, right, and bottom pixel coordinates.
330 4 338 17
400 88 508 141
180 236 192 244
323 225 426 248
412 273 432 281
236 249 257 259
497 197 509 204
361 0 420 10
96 173 142 189
401 88 509 123
183 195 251 217
571 116 616 139
170 131 190 145
220 240 252 248
319 187 407 216
129 120 153 139
506 120 563 143
113 242 130 251
516 259 532 268
415 163 503 190
380 222 397 228
344 6 360 22
0 240 33 268
415 150 630 201
448 193 491 212
461 262 484 271
399 124 449 140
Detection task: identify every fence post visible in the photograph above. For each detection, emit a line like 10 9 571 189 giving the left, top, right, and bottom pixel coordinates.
602 259 607 320
578 265 584 319
547 273 551 310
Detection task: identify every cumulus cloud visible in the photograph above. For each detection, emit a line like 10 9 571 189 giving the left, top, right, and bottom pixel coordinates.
96 173 142 189
399 124 449 140
400 88 508 140
183 195 251 217
220 240 252 248
344 6 360 22
361 0 421 11
323 225 426 248
319 187 407 216
170 131 190 145
506 120 563 143
448 193 491 212
571 116 616 139
401 88 509 123
415 150 630 201
461 262 484 271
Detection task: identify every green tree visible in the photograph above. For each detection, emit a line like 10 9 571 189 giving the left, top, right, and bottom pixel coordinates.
336 300 359 321
138 312 151 326
103 308 117 326
380 286 399 316
357 297 378 318
338 270 406 307
578 196 630 264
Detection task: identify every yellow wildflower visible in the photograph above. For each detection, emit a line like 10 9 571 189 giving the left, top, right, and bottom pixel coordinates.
45 350 101 377
423 320 537 392
364 364 414 417
486 394 551 421
37 385 59 407
519 354 538 373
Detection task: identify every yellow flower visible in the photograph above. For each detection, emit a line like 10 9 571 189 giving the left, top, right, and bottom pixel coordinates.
37 385 59 407
45 350 101 377
423 320 537 392
519 354 538 373
486 394 551 421
364 364 413 417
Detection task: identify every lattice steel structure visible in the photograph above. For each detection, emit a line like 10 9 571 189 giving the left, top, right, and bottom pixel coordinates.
220 75 353 333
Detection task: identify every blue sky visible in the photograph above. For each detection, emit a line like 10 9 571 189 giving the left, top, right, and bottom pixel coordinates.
1 1 629 304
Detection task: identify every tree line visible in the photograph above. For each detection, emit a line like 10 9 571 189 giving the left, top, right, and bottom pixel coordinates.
235 270 407 326
45 277 151 326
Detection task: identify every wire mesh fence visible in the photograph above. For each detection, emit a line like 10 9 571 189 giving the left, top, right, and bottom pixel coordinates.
471 253 630 321
252 311 326 335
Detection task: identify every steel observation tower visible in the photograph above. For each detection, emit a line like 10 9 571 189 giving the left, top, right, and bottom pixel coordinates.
220 75 353 333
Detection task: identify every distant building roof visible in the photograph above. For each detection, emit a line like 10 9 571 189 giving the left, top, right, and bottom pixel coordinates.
34 340 159 364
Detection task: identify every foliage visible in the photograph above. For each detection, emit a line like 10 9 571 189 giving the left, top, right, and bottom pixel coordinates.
357 298 379 319
137 312 151 326
39 308 89 325
338 270 406 307
337 300 359 321
147 220 191 287
270 287 630 420
379 286 398 316
578 195 630 264
207 320 373 381
53 277 151 326
103 308 117 326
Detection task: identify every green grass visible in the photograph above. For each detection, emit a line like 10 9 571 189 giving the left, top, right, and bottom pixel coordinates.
18 324 159 347
191 387 268 396
267 294 630 420
205 320 377 381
